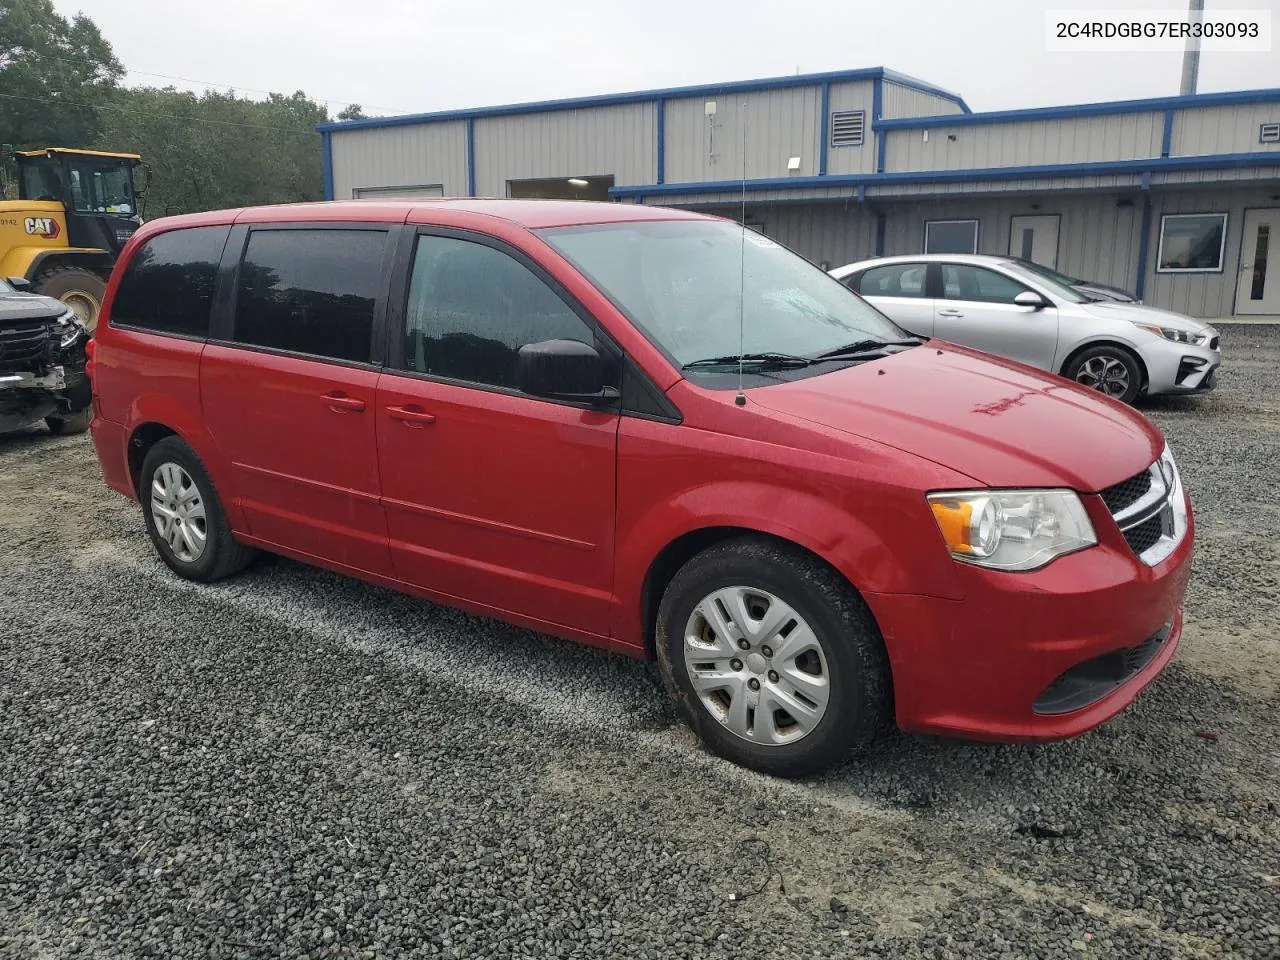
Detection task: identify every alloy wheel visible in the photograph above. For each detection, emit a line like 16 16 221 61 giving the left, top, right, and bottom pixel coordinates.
1075 355 1130 397
682 586 830 745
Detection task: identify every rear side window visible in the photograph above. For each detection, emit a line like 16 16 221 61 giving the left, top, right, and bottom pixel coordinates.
233 229 388 363
856 263 928 298
110 226 230 337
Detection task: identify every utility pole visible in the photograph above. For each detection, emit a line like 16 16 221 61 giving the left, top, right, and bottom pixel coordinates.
1179 0 1205 95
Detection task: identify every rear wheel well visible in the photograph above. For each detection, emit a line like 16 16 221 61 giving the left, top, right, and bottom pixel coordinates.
1060 340 1148 392
640 527 874 660
128 423 177 496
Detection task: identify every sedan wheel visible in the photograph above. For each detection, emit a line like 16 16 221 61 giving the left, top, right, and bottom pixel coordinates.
683 586 831 745
1065 346 1142 405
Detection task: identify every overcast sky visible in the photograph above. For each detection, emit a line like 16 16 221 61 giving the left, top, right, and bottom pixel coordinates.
59 0 1280 118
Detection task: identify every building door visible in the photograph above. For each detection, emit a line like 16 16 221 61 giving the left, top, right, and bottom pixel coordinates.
1008 215 1060 268
1236 209 1280 316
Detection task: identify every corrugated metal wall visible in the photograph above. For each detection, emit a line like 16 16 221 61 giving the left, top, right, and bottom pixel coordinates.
693 201 878 269
825 81 876 176
1172 104 1280 156
330 123 468 199
881 82 965 119
663 88 822 183
1142 186 1278 318
884 113 1164 171
472 103 656 196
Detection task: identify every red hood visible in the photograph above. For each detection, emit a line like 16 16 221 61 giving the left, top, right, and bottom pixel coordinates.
749 344 1163 491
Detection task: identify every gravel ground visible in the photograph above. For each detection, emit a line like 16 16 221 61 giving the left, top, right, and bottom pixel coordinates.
1 324 1278 960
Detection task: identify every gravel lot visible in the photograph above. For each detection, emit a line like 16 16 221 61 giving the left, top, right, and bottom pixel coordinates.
2 325 1278 960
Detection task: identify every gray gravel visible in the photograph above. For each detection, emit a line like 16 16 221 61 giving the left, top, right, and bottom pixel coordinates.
2 323 1279 959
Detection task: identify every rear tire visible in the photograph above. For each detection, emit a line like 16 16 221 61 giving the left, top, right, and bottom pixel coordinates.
1064 344 1143 405
33 266 107 333
46 408 92 435
140 437 254 582
655 536 890 778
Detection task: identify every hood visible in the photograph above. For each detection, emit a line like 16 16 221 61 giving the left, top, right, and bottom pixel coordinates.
749 344 1163 491
1078 300 1217 336
0 291 68 323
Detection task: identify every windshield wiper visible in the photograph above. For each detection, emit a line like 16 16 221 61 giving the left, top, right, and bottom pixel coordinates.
682 352 814 370
812 337 923 360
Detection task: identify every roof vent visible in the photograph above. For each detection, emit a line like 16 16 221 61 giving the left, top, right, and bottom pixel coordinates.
830 110 865 147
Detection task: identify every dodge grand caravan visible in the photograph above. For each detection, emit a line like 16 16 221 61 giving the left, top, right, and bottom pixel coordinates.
89 200 1193 777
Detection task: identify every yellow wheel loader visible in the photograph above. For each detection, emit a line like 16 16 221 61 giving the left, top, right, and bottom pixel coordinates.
0 147 145 332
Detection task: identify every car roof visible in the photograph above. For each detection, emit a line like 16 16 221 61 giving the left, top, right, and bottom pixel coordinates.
142 198 710 233
830 253 1020 276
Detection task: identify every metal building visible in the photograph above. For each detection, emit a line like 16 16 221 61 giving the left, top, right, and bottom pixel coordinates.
319 67 1280 320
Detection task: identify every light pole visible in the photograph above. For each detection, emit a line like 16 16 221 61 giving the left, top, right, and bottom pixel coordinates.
1179 0 1205 95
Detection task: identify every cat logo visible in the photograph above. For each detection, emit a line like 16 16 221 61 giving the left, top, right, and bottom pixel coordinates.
24 217 60 239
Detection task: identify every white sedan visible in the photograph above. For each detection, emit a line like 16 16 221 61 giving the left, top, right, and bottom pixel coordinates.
830 254 1220 404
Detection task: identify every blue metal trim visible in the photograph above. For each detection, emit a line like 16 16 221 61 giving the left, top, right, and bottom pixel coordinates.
607 150 1280 198
879 69 971 113
875 212 886 256
872 78 885 173
466 117 476 197
321 131 334 200
1135 196 1153 301
656 98 666 185
316 66 896 133
855 184 866 201
1161 110 1174 158
819 82 831 176
873 87 1280 131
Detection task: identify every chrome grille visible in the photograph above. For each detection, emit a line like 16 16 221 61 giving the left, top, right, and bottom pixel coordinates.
1099 471 1152 515
1103 450 1187 567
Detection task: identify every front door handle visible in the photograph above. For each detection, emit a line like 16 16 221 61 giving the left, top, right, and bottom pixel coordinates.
322 391 366 414
385 403 437 427
937 309 964 317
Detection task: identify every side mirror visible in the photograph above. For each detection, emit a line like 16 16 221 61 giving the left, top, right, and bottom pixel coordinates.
6 276 31 290
1014 290 1049 310
516 339 619 405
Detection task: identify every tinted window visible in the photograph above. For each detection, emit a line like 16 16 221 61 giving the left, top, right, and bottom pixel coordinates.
940 264 1031 304
924 220 979 254
110 226 230 337
403 235 594 389
857 263 928 298
1157 214 1227 272
233 229 387 363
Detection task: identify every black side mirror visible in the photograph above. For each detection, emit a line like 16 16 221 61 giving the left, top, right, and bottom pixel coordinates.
516 339 619 405
6 276 31 290
1014 290 1049 310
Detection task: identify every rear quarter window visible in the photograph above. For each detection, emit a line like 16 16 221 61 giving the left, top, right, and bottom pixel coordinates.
109 226 231 337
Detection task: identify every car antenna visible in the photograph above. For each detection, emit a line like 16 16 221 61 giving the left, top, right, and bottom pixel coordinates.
735 99 748 407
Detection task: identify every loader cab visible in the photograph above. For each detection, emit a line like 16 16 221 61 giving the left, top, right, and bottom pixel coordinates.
16 149 144 254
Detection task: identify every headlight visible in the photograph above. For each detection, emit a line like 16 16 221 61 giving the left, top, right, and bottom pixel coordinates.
54 308 87 347
927 489 1097 571
1132 322 1206 346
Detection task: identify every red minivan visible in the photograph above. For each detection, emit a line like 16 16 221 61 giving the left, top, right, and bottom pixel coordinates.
89 200 1192 776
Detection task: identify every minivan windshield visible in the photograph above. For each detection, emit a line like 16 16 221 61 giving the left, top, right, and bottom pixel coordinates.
539 219 912 370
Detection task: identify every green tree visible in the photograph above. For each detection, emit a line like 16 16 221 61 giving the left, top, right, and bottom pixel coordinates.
0 0 123 147
337 103 366 121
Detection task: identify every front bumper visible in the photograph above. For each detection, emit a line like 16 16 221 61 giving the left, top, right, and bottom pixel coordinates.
0 364 91 432
1140 330 1220 395
867 494 1193 742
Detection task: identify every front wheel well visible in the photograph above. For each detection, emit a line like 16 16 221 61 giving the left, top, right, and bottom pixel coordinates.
639 526 874 660
127 423 178 496
1059 340 1149 392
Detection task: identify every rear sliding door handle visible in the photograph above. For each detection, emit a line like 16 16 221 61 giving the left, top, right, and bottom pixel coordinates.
322 391 366 414
385 404 437 427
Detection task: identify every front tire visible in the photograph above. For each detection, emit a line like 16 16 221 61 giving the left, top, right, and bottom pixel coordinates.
655 536 890 778
139 437 254 582
46 408 92 435
1064 345 1143 405
33 266 107 333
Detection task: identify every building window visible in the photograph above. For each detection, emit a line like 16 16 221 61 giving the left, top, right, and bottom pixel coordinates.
924 219 979 254
830 111 865 147
1156 213 1228 273
1260 122 1280 144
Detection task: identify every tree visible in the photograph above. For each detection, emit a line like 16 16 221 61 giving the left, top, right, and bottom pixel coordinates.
337 103 366 121
0 0 123 147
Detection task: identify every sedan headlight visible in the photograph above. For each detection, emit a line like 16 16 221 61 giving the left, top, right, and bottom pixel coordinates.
53 308 87 347
1132 322 1207 346
927 489 1097 571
